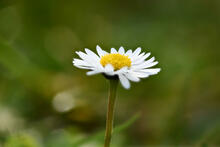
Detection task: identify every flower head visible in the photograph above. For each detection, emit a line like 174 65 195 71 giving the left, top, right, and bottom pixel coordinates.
73 45 161 89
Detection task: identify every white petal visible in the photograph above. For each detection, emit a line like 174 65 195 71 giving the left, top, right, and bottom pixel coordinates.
104 64 114 76
76 51 92 62
73 60 95 69
77 51 100 67
96 45 108 57
130 71 149 78
74 64 95 70
134 61 158 70
131 52 145 62
104 64 114 72
130 47 141 58
125 50 132 56
85 48 100 61
125 72 140 82
131 57 156 70
118 46 125 54
73 58 86 64
76 52 102 71
144 61 158 68
145 57 155 64
86 70 102 76
115 67 128 74
76 51 88 61
111 48 117 53
119 74 130 89
132 52 151 65
139 68 161 75
143 52 151 60
73 59 90 66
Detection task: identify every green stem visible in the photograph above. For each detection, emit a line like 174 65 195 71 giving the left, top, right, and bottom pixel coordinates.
104 79 118 147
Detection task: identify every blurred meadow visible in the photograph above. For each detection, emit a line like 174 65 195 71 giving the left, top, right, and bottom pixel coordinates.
0 0 220 146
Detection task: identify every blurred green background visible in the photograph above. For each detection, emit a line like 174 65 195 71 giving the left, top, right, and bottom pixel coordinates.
0 0 220 146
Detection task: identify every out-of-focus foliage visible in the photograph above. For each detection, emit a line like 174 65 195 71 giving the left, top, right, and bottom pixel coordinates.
4 133 40 147
0 0 219 146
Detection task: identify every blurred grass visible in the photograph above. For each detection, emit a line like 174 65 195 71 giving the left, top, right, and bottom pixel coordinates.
0 0 220 146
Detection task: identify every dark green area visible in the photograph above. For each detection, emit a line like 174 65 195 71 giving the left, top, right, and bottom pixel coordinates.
0 0 219 146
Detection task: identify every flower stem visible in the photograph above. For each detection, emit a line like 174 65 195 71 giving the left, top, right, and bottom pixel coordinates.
104 79 118 147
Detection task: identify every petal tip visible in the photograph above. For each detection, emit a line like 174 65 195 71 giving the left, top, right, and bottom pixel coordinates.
124 85 131 89
96 45 101 49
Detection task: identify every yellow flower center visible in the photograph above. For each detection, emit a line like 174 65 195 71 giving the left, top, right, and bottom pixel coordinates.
100 53 131 70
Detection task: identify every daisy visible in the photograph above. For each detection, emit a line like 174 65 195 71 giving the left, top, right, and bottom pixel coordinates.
73 45 161 147
73 45 160 89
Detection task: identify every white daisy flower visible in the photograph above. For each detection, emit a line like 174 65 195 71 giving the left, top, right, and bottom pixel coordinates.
73 45 161 89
